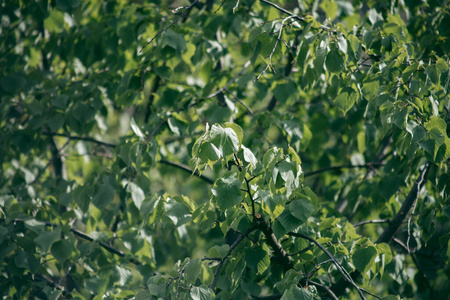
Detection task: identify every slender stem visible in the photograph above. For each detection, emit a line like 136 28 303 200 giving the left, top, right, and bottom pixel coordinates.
209 226 257 289
159 159 215 184
353 219 390 227
288 232 367 300
139 0 198 53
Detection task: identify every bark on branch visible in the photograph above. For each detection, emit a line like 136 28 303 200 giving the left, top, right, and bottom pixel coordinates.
376 162 430 244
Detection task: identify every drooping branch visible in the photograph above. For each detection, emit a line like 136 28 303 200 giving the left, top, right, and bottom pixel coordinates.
3 218 141 265
376 162 430 244
43 131 117 148
159 159 215 184
288 232 367 300
304 163 384 177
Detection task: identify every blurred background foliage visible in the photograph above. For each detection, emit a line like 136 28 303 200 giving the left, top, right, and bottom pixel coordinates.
1 0 449 299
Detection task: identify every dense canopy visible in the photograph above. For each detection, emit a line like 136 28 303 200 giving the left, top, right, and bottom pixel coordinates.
1 0 449 299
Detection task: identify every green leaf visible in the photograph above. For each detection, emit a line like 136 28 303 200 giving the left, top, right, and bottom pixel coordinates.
289 198 314 223
211 174 242 211
155 66 172 80
112 266 132 286
210 124 240 156
185 259 202 284
334 87 357 114
1 74 26 95
35 228 61 252
352 246 378 274
347 34 361 62
381 296 400 300
225 123 244 144
127 182 145 210
130 117 145 141
241 145 258 169
92 183 115 210
277 210 304 233
361 80 379 101
273 81 298 104
164 30 187 54
259 190 284 221
84 276 106 295
402 62 419 82
199 142 221 162
245 244 270 274
281 286 313 300
391 107 409 129
165 198 191 226
191 286 215 300
425 58 448 85
208 244 230 258
326 50 344 73
51 239 73 262
406 121 426 143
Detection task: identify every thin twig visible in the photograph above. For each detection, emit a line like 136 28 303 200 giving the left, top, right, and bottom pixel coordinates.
353 219 390 227
224 88 254 115
255 16 294 81
233 0 240 13
140 0 198 53
159 159 215 184
308 280 339 300
287 243 314 256
43 131 116 148
259 0 331 31
209 226 257 289
304 163 384 177
207 60 251 98
288 232 367 300
392 238 436 299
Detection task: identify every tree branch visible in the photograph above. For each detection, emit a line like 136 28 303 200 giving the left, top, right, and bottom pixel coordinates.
257 219 293 272
159 159 215 184
207 60 251 99
43 131 117 148
304 163 384 177
139 0 198 53
288 232 366 300
209 226 258 289
353 219 390 228
3 218 141 265
376 162 430 244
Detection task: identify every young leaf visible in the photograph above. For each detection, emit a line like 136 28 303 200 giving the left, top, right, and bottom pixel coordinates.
185 259 202 284
326 50 344 73
245 244 270 274
289 198 315 223
191 286 215 300
352 246 378 274
211 175 242 211
334 87 357 114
